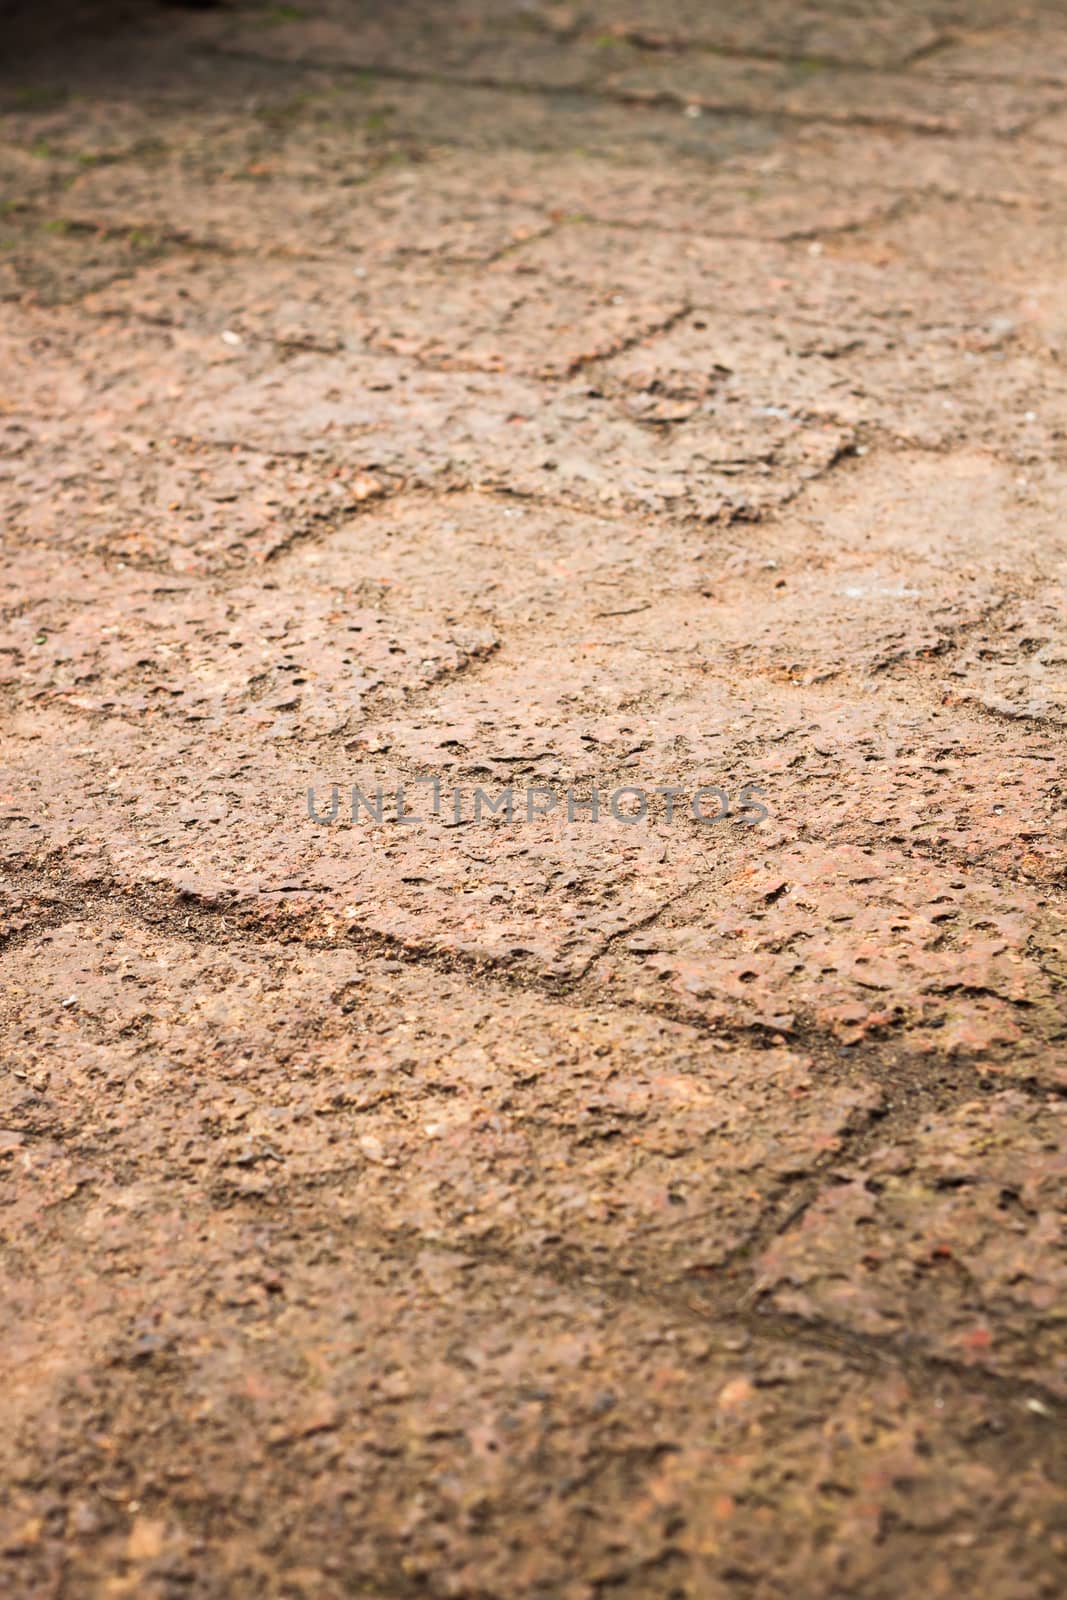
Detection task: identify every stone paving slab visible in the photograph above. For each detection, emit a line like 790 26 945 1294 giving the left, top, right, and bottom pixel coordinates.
756 1092 1067 1393
367 146 907 239
0 216 172 308
192 0 947 76
60 157 554 261
916 21 1067 82
0 547 499 732
85 253 691 379
2 688 1061 1065
6 1214 1065 1600
944 587 1067 725
710 124 1067 207
2 434 366 576
2 924 1065 1596
0 920 885 1285
2 2 1067 1596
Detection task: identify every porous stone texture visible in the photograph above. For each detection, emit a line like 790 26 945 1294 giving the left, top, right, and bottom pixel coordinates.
1 2 1066 1596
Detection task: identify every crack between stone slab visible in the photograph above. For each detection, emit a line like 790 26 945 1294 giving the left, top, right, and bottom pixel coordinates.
6 896 1064 1425
899 33 956 69
595 33 944 75
890 27 1067 90
12 161 1047 322
4 717 1062 912
22 1161 1067 1489
0 138 393 191
718 587 1039 689
5 205 244 258
569 985 1065 1092
0 438 853 577
8 306 1062 559
257 484 403 566
697 1059 1015 1296
72 291 689 386
2 653 1061 901
8 1049 1064 1442
198 43 1029 141
743 1306 1067 1431
8 196 552 271
556 188 918 243
2 863 1062 1102
117 10 1059 89
183 1171 1067 1452
935 692 1067 737
568 888 691 986
809 826 1064 895
555 299 694 380
623 89 999 137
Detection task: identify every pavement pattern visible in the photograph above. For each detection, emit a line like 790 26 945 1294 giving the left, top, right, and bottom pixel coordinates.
1 1 1066 1595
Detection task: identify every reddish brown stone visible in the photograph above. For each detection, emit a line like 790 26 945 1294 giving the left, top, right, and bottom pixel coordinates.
2 3 1067 1594
756 1093 1067 1393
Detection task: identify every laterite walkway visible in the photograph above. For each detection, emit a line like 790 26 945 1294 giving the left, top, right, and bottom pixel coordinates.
1 2 1066 1595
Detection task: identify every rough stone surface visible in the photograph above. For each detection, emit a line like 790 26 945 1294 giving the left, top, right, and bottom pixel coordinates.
1 2 1066 1596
